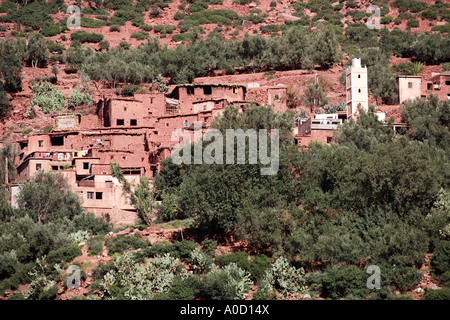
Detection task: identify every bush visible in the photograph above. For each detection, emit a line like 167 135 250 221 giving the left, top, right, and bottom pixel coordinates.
422 287 450 300
259 24 281 34
321 265 367 299
431 241 450 276
70 31 104 43
422 8 438 21
154 25 164 33
407 19 420 28
142 25 153 31
119 42 130 50
172 33 195 42
118 84 140 96
40 21 61 37
109 25 121 32
174 12 186 21
45 244 82 266
248 255 271 281
173 241 198 261
145 242 175 258
215 252 250 271
431 24 450 33
81 17 107 28
145 240 198 262
68 89 93 109
72 212 111 235
29 81 66 116
165 25 176 34
131 31 148 40
201 239 217 257
106 234 149 255
99 40 110 51
160 275 201 300
380 16 393 24
87 236 104 256
200 263 252 299
389 266 422 293
47 41 64 54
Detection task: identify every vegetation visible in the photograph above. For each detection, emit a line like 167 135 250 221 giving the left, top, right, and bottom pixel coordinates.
0 0 449 302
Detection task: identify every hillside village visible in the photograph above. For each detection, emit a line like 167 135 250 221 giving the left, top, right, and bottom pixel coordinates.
0 0 449 303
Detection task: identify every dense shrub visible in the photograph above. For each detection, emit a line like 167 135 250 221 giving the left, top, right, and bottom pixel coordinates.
153 25 164 33
68 89 93 109
431 24 450 33
109 25 121 32
40 21 61 37
199 263 252 299
87 236 104 256
45 244 82 266
106 234 149 255
431 241 450 276
422 288 450 300
81 17 107 28
321 265 367 299
131 31 148 40
156 275 201 300
380 16 393 24
145 240 198 262
70 31 104 43
215 252 250 271
407 18 420 28
28 81 65 116
118 84 140 96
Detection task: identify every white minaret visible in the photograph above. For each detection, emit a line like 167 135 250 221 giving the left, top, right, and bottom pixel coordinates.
346 58 368 118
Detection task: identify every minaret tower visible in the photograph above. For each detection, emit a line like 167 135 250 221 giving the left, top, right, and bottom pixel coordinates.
346 58 368 119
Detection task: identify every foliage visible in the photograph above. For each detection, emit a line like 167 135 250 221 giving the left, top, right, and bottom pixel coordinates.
110 162 156 225
199 263 252 300
422 288 450 300
131 31 148 40
17 171 82 223
68 89 93 109
392 62 423 75
151 74 169 93
431 241 450 276
302 83 328 111
70 31 104 43
45 244 82 266
0 142 18 184
347 47 398 104
87 236 104 256
0 38 25 92
157 191 180 222
28 81 65 116
106 234 149 255
258 257 306 299
99 252 184 300
190 247 214 274
320 265 367 299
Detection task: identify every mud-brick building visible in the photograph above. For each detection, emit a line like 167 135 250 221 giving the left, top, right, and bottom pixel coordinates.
12 82 290 224
428 71 450 101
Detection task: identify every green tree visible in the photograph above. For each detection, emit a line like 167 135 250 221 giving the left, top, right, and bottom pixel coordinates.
26 34 49 68
17 171 83 223
110 162 156 225
302 82 328 112
0 38 25 92
349 48 398 104
0 142 18 185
